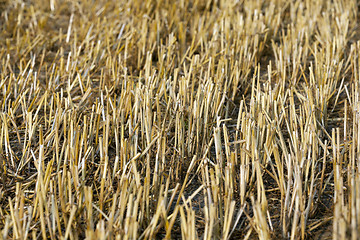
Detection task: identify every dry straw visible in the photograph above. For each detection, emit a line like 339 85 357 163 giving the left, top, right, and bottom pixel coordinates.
0 0 359 239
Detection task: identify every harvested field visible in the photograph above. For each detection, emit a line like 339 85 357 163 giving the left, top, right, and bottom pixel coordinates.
0 0 360 239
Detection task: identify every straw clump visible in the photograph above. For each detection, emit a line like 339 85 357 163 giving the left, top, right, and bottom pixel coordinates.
0 0 359 239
